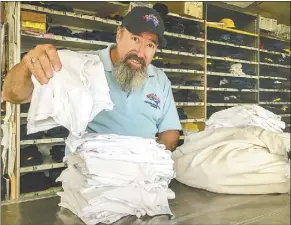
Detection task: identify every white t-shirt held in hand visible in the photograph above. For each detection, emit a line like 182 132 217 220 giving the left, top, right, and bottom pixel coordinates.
27 50 114 137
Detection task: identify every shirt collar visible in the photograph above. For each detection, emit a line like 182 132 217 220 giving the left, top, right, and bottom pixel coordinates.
98 44 155 77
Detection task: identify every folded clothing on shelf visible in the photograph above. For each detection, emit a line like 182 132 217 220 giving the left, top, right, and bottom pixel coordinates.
183 22 203 37
45 3 74 12
177 108 187 120
72 31 116 42
20 145 43 167
208 33 246 45
169 77 186 85
260 79 290 89
208 61 231 72
260 68 289 79
20 172 52 193
20 124 44 140
103 13 124 21
241 64 256 75
153 3 169 20
189 45 204 54
20 103 30 113
151 56 164 68
263 105 289 115
49 168 65 187
260 42 287 52
185 80 202 86
260 93 290 103
219 49 248 60
164 15 204 37
173 90 202 102
27 2 74 12
164 17 184 33
270 55 290 65
173 91 188 102
208 93 242 103
262 57 273 63
50 145 66 163
219 34 231 42
170 77 202 87
45 126 69 138
229 78 256 89
46 25 117 43
47 26 73 36
231 34 244 45
165 37 204 54
208 76 256 90
217 77 256 90
188 92 202 102
164 62 203 71
207 49 221 57
207 106 222 118
220 34 244 45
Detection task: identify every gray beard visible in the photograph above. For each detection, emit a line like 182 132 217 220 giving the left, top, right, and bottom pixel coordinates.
113 60 147 93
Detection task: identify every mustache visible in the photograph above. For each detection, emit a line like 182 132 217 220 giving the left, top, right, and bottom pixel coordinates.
123 54 146 67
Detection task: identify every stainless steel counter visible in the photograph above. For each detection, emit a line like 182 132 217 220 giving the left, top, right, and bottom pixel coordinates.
2 180 290 225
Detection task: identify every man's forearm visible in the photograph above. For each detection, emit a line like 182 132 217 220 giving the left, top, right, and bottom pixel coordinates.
158 139 178 151
157 130 180 151
2 61 33 104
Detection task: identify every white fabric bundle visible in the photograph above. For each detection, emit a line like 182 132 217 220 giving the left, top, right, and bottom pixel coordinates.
173 126 290 194
57 133 175 225
206 105 286 132
27 50 114 137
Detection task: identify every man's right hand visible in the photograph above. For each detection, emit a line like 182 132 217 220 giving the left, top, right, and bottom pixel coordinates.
22 44 62 85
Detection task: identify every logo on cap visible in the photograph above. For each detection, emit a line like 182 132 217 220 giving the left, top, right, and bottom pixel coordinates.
142 14 159 27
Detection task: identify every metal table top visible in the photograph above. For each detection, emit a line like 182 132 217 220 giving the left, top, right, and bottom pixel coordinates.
2 180 290 225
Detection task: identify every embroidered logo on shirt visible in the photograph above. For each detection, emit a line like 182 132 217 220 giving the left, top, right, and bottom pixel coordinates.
142 14 159 27
145 93 160 109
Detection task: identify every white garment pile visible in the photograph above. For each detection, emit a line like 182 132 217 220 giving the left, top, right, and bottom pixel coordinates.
56 133 175 225
27 50 114 137
173 126 290 194
206 105 286 132
229 63 246 75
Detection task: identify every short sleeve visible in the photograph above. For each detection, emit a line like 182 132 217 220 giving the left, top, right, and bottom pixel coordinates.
157 80 182 133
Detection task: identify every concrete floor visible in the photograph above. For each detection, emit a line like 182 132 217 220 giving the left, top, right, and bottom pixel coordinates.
1 180 290 225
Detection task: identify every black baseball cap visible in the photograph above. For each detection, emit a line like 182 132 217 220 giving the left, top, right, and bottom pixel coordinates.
121 6 167 48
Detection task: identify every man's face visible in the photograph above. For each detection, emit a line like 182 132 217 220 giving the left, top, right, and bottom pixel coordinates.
113 27 158 92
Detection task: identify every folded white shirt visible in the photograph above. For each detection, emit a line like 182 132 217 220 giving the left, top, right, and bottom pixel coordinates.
27 50 114 137
58 181 173 225
65 134 173 162
206 105 285 132
61 155 174 189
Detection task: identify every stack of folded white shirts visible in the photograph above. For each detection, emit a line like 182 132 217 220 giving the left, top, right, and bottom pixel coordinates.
206 105 286 132
56 133 175 225
229 63 246 75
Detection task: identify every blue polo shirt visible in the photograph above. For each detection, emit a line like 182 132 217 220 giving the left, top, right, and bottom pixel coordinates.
85 45 182 139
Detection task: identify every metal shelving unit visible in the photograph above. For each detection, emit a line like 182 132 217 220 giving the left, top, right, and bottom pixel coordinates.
205 3 261 120
2 1 290 202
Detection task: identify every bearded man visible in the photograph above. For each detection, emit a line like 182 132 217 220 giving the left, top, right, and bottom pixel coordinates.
2 6 181 151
